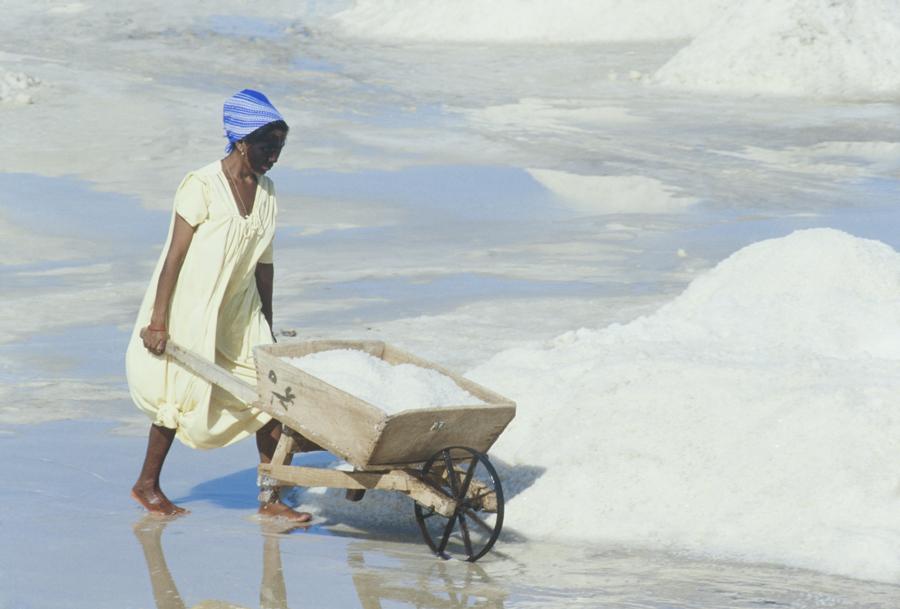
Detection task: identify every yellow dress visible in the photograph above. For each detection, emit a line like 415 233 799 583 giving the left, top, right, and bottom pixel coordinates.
126 161 277 449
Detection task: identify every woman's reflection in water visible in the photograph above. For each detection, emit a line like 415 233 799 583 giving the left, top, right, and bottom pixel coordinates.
132 516 294 609
133 516 506 609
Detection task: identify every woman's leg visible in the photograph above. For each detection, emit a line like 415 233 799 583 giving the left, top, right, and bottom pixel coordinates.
131 424 189 515
256 419 312 522
255 417 282 462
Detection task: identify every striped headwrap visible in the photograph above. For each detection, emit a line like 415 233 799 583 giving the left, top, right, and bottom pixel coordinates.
222 89 285 153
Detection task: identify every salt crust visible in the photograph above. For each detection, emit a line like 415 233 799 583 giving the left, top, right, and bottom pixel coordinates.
334 0 900 99
0 68 39 104
283 349 484 414
468 229 900 582
528 169 696 214
333 0 732 42
655 0 900 98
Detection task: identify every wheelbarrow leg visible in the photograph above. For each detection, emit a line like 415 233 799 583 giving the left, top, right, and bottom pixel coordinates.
258 427 301 503
264 426 364 502
271 427 301 465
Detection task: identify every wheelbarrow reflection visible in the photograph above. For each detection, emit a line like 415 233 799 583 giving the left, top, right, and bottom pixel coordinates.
348 545 506 609
132 517 506 609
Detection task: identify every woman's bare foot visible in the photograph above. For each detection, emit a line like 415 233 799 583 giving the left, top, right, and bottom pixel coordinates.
259 500 312 523
131 483 189 516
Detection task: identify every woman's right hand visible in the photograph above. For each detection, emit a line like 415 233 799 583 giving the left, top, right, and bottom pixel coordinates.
140 326 169 356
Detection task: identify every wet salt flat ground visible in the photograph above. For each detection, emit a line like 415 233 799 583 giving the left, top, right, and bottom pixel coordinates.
2 162 899 429
3 147 900 606
2 421 898 609
4 5 900 605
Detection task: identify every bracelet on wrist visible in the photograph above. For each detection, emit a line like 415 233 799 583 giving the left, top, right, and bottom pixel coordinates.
147 325 167 332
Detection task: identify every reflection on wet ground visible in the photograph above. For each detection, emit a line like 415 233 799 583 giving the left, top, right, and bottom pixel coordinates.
4 11 900 608
129 515 900 609
133 517 507 609
276 165 559 221
0 172 165 248
1 421 897 609
0 167 680 427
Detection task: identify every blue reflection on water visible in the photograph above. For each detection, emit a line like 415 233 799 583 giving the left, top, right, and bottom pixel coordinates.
277 164 561 221
297 272 603 326
0 172 166 245
0 323 130 381
205 15 284 39
640 175 900 269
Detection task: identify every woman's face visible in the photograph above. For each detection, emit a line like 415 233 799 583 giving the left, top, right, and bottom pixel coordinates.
245 129 287 176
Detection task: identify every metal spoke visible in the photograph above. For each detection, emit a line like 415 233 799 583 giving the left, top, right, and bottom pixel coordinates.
463 509 494 534
443 450 461 496
458 513 474 558
457 456 479 502
415 447 504 562
468 488 490 502
437 513 458 554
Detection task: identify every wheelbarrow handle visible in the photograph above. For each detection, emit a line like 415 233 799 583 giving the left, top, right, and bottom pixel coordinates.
164 341 258 405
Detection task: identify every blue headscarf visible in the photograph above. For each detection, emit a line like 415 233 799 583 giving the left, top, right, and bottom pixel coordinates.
222 89 285 153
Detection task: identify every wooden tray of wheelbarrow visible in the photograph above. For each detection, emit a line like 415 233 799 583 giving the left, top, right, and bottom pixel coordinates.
165 338 516 561
251 340 516 468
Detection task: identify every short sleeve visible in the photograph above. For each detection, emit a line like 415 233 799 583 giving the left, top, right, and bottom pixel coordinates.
173 174 209 227
258 239 274 264
265 176 278 218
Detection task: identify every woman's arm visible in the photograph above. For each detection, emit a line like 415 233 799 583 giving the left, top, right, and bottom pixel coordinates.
141 215 196 355
255 262 275 340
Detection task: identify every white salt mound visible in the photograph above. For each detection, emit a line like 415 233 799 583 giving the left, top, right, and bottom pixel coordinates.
332 0 733 42
655 0 900 98
284 349 484 414
626 227 900 358
469 229 900 583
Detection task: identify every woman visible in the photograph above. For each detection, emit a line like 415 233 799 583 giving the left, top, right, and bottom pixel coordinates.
126 89 309 521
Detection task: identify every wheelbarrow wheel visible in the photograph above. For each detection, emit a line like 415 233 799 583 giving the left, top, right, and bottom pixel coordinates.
414 446 505 562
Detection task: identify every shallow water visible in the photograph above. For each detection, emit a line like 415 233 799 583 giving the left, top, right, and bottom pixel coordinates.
2 2 900 596
1 420 897 609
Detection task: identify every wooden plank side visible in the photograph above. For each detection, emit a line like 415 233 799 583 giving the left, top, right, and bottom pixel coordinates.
256 340 516 467
260 340 386 360
365 406 516 465
254 346 386 467
259 464 457 517
165 342 258 405
381 344 516 407
259 464 402 490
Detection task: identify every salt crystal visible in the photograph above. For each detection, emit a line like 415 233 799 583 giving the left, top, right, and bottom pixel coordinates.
283 349 484 414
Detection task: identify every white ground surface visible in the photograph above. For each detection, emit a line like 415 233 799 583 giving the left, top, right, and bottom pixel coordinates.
2 1 900 606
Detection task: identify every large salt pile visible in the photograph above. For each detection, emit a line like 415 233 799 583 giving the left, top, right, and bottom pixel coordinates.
332 0 732 42
469 229 900 582
285 349 483 414
655 0 900 98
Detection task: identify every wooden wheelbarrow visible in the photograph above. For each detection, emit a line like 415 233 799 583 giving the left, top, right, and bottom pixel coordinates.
166 339 516 561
